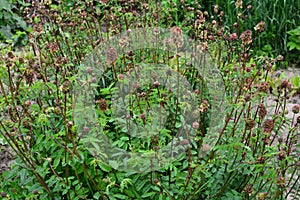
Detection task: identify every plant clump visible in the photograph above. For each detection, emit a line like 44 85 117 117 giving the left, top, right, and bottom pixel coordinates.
0 0 299 199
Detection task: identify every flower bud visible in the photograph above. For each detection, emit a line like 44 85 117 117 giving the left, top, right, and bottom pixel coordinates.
97 99 108 111
153 81 160 88
67 121 73 130
277 55 284 61
258 103 267 120
257 192 267 200
192 121 199 129
118 74 125 80
292 104 299 114
276 176 286 188
230 33 238 40
1 192 7 197
263 119 274 133
182 139 189 145
83 126 90 133
280 79 289 89
86 67 93 73
245 118 255 130
140 113 146 119
202 143 210 151
33 190 39 195
278 150 286 160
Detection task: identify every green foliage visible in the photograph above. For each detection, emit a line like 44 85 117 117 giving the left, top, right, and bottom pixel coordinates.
287 26 300 51
195 0 300 66
0 0 299 199
286 26 300 64
291 74 300 94
0 0 29 45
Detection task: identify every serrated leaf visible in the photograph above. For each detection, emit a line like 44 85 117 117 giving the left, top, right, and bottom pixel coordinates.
93 192 101 199
53 157 60 169
99 162 112 172
108 160 119 169
141 192 157 198
0 25 12 39
287 42 296 50
0 0 11 11
113 194 127 199
136 179 148 191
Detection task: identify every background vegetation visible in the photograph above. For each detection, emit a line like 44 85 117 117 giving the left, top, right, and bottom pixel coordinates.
198 0 300 65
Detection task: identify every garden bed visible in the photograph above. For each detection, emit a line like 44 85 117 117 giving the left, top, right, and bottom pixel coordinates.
0 0 299 199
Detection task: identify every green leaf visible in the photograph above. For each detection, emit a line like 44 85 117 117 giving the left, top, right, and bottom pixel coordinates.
108 160 119 169
141 192 157 198
287 42 296 50
136 179 148 191
0 137 7 145
53 157 60 169
99 162 112 172
12 15 27 30
159 193 164 200
0 25 12 39
0 0 12 11
93 192 101 199
113 194 127 199
62 188 69 195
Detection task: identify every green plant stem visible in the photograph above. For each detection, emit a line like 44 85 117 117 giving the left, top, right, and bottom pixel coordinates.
286 174 300 199
188 173 205 199
0 122 55 199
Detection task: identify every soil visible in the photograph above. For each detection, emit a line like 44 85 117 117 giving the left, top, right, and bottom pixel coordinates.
0 146 14 174
270 67 300 123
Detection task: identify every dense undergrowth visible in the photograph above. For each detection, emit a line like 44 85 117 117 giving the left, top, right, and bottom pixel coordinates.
0 0 299 199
